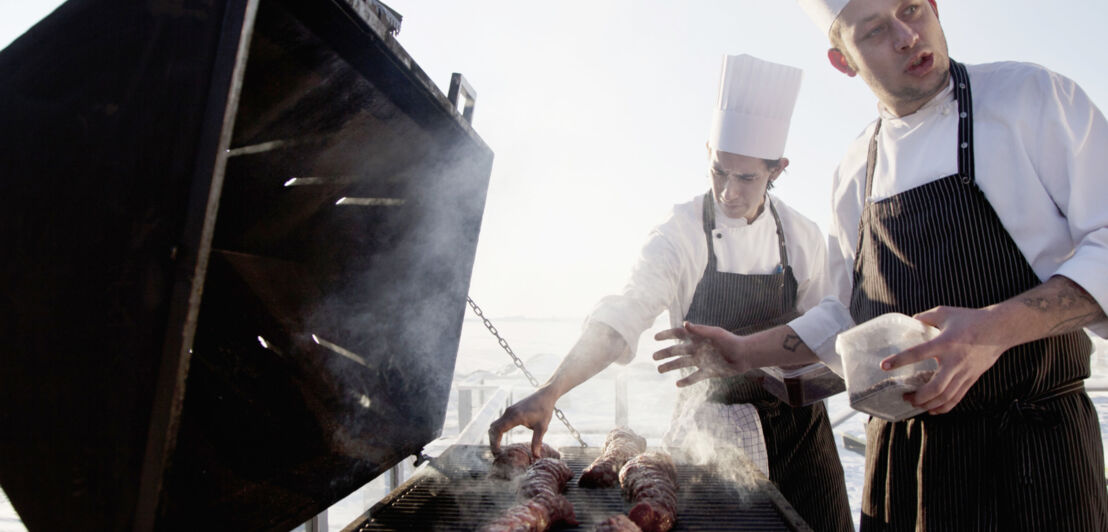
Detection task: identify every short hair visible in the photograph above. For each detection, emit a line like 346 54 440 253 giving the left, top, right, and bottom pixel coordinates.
828 20 858 71
763 158 783 190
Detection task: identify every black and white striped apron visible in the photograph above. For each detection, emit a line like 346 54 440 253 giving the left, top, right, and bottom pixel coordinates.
853 60 1108 531
685 192 854 532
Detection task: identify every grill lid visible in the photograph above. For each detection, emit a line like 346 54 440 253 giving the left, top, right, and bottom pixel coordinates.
0 0 492 530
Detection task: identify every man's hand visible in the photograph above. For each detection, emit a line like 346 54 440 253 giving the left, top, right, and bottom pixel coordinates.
652 322 749 387
881 306 1007 414
487 386 559 458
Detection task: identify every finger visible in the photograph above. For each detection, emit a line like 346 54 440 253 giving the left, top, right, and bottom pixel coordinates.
657 357 695 374
881 341 935 371
653 344 691 361
676 369 711 388
911 306 948 328
654 327 690 342
488 423 504 453
685 321 735 341
531 422 548 458
917 371 970 413
929 378 973 414
907 365 953 407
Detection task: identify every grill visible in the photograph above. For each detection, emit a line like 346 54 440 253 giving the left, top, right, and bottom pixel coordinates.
0 0 491 530
348 446 811 531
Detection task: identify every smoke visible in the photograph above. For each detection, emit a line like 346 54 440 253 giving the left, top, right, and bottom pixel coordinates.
662 378 763 508
296 92 494 475
215 0 498 493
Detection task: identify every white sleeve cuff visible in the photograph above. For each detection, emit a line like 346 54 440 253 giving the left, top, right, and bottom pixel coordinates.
787 297 856 377
1054 259 1108 339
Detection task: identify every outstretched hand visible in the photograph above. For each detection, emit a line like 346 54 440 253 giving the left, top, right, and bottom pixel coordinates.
652 321 748 387
881 306 1008 414
487 387 558 458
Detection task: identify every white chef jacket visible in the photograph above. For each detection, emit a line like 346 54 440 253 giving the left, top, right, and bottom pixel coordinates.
586 190 832 475
789 61 1108 369
587 191 833 362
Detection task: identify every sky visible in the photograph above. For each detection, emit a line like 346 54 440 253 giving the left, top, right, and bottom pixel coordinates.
3 0 1107 321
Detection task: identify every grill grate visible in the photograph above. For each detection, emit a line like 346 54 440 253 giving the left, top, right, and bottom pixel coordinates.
351 445 810 531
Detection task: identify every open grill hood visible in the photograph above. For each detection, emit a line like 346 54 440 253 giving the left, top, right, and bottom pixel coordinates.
0 0 492 530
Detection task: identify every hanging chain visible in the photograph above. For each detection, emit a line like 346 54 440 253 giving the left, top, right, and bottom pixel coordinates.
465 296 588 447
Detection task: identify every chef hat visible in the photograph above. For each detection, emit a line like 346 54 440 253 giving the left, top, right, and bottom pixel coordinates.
708 54 803 160
796 0 851 36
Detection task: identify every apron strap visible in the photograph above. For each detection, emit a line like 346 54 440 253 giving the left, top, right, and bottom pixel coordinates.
700 191 718 270
856 59 973 256
950 60 975 184
997 380 1085 431
766 197 790 273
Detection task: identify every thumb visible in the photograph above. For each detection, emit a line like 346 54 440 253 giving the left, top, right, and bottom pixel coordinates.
685 321 731 343
683 321 717 338
912 307 948 328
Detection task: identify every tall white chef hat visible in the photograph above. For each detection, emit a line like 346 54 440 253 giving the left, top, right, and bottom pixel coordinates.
708 54 803 160
796 0 852 36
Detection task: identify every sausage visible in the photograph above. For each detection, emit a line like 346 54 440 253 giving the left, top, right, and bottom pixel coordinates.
478 491 578 532
517 458 573 499
618 452 679 532
490 442 561 479
594 514 643 532
579 427 647 488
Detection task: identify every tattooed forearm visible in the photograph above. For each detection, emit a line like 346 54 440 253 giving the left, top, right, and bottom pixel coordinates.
1021 277 1096 312
1021 277 1105 334
1046 312 1105 335
782 333 803 352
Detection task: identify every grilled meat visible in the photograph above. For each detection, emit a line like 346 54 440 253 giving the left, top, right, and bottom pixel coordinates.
490 443 561 479
479 491 578 532
579 427 647 488
594 514 643 532
518 458 573 499
619 452 678 532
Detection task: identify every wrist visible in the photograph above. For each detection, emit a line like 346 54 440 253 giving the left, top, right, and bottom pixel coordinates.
539 379 569 401
978 302 1033 353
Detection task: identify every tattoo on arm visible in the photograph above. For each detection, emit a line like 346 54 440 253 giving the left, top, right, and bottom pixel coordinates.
782 333 803 352
1021 277 1105 334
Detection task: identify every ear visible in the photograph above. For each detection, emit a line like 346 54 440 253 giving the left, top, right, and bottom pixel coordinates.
927 0 938 18
828 49 856 77
770 158 789 182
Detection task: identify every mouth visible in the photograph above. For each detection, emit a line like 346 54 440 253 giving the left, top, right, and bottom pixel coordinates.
905 52 934 76
716 195 743 208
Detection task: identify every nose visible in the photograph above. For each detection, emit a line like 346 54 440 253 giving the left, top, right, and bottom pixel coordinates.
720 178 744 201
892 20 919 52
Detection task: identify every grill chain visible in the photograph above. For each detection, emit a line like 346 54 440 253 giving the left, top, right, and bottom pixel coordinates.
465 296 588 447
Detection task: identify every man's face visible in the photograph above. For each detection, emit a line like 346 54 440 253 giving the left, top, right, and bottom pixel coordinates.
709 151 780 221
834 0 950 116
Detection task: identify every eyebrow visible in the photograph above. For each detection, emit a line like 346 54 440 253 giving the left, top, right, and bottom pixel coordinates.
712 166 758 179
847 9 883 33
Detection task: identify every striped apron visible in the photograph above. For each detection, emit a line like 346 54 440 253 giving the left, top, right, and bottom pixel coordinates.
853 60 1108 531
683 192 854 532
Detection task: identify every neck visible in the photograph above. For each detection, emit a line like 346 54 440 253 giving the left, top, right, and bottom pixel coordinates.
881 69 952 118
745 198 767 224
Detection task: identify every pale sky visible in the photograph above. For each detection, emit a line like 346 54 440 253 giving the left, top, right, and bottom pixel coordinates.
4 1 1106 320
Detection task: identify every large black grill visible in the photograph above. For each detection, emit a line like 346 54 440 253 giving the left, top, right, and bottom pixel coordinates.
348 445 811 531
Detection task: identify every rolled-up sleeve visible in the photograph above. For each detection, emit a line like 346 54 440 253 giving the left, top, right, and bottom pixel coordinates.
588 219 699 363
1035 72 1108 338
787 168 862 377
788 297 854 376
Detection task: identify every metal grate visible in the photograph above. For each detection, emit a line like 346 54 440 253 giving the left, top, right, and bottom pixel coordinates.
350 445 810 531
